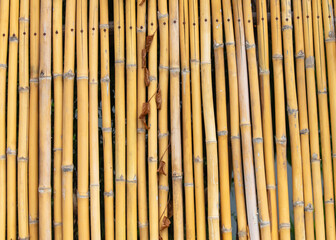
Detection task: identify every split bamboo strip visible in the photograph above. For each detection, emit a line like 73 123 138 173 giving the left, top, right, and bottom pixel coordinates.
89 0 101 238
179 1 196 239
62 0 76 237
241 1 272 238
158 0 169 239
312 0 336 238
222 0 248 238
114 0 126 237
6 0 19 237
126 0 138 237
280 0 306 238
29 0 40 237
232 1 260 238
169 0 184 237
256 1 278 238
270 1 291 238
100 0 114 238
302 0 325 238
189 0 206 238
39 0 52 237
200 0 220 238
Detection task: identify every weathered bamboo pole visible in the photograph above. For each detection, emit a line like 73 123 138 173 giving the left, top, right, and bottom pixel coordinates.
302 1 326 239
169 0 184 237
189 0 206 238
312 0 336 238
280 0 306 238
39 0 52 238
232 1 260 238
222 0 247 239
256 1 278 238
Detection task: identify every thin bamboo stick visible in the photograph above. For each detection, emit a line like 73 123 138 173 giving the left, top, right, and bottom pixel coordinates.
222 0 247 239
280 0 306 238
312 0 336 238
189 0 206 238
232 1 260 238
100 0 114 238
39 0 52 238
169 0 184 237
302 1 326 239
6 0 19 237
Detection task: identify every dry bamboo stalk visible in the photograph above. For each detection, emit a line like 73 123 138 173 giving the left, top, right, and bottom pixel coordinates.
189 0 206 238
312 0 336 238
222 0 247 239
62 0 76 237
302 0 325 239
158 0 169 239
179 1 196 239
169 0 184 237
232 1 260 238
256 1 278 238
89 0 101 238
114 0 126 237
280 0 306 238
39 0 52 238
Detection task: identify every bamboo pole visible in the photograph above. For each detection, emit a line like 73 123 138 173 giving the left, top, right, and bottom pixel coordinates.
6 0 19 237
302 0 326 239
179 1 196 239
100 0 114 238
169 0 184 237
39 0 52 238
312 0 336 238
189 0 206 238
222 0 247 239
89 0 101 238
62 0 76 237
114 0 126 237
280 0 306 238
232 1 260 238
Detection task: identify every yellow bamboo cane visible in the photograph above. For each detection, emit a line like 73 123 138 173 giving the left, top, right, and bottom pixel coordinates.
39 0 52 238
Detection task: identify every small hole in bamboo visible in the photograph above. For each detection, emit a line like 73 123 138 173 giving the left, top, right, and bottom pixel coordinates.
163 22 166 25
104 29 106 32
262 17 264 21
43 33 46 36
193 23 195 26
227 19 230 22
81 30 83 33
92 28 95 31
216 19 218 22
23 32 26 35
205 19 207 22
297 16 299 19
118 26 121 29
55 31 58 34
130 26 132 29
71 29 74 32
276 17 278 20
174 20 176 23
248 20 251 23
34 33 37 36
286 18 288 21
2 34 5 37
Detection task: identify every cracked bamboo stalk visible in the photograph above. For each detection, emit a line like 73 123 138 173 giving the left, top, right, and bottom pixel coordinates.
232 1 260 238
280 0 306 238
312 0 336 238
222 0 247 239
100 0 114 238
169 0 184 237
302 0 325 239
39 0 52 238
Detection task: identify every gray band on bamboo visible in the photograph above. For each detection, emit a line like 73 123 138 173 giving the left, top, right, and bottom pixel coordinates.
30 78 39 83
170 67 180 73
279 223 291 230
90 183 100 188
159 65 169 70
64 71 75 79
172 174 183 180
305 56 314 68
213 42 224 49
7 148 16 155
217 130 228 136
245 41 256 49
194 156 203 163
221 227 232 233
9 36 18 42
184 182 194 187
300 128 309 135
137 128 146 133
53 147 62 152
38 187 52 193
116 176 125 182
206 139 217 144
0 155 6 160
272 54 283 60
325 199 334 204
267 185 276 190
149 76 157 82
115 59 125 64
305 204 314 212
240 123 251 127
259 68 270 75
19 17 29 22
126 63 137 68
295 50 305 59
127 179 137 183
101 75 110 83
293 201 304 207
158 185 169 191
282 25 293 31
18 87 29 92
53 222 62 227
104 190 114 197
99 24 109 29
190 59 200 63
0 64 7 69
137 27 146 33
317 89 327 95
77 192 90 199
148 157 157 162
201 61 211 65
102 127 112 133
89 80 98 85
275 136 287 145
238 231 247 237
208 216 220 220
39 76 52 81
287 106 298 115
253 137 263 143
18 237 29 240
332 153 336 158
325 37 336 43
259 219 271 228
138 222 149 228
157 12 168 19
225 41 235 46
182 68 190 75
158 132 169 138
231 135 240 140
62 164 74 172
29 218 39 224
17 157 28 162
77 76 88 80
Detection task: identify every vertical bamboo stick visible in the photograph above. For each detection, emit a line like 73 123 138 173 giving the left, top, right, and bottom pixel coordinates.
6 0 19 237
222 0 248 238
280 0 306 238
232 1 260 238
89 0 101 238
100 0 114 238
302 1 326 239
189 0 206 238
39 0 52 238
312 0 336 238
62 0 76 237
169 0 184 237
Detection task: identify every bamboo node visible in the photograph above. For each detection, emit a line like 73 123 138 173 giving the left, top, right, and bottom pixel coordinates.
28 217 39 224
126 63 137 68
18 86 29 92
305 56 314 69
325 37 336 42
6 148 16 155
190 59 200 63
17 156 28 162
231 135 240 140
159 65 169 70
213 41 224 49
90 183 100 188
38 187 52 193
137 128 146 133
19 17 29 22
293 201 304 207
201 61 211 65
99 24 109 29
0 154 6 160
172 173 183 180
170 67 180 73
208 216 220 220
295 50 305 59
282 25 293 31
53 147 62 152
101 75 110 83
138 222 149 228
252 137 263 143
332 153 336 158
63 71 75 79
266 185 276 190
245 41 256 49
29 78 39 83
325 199 334 204
116 175 125 182
317 89 327 95
149 75 157 82
102 127 113 132
158 185 169 191
39 76 52 81
272 54 283 60
77 192 90 198
259 68 270 75
77 76 88 80
225 41 235 46
0 64 7 69
194 156 203 163
184 182 194 187
304 203 314 212
104 190 114 197
148 157 158 163
206 139 217 144
279 223 291 230
18 237 29 240
137 27 146 33
240 123 251 127
275 136 287 145
238 231 247 237
182 68 190 75
157 12 169 20
259 219 270 228
217 130 228 136
299 128 309 135
158 132 169 138
127 178 138 183
9 36 18 42
115 59 125 64
287 106 298 116
53 222 62 227
53 73 63 78
221 227 232 233
61 164 74 172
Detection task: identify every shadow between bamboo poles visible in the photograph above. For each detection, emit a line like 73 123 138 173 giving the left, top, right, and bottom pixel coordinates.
312 0 336 238
302 0 326 238
0 0 9 237
232 1 260 238
189 0 207 238
210 0 232 238
270 1 291 239
169 0 184 238
256 1 278 238
100 0 114 238
158 0 170 239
